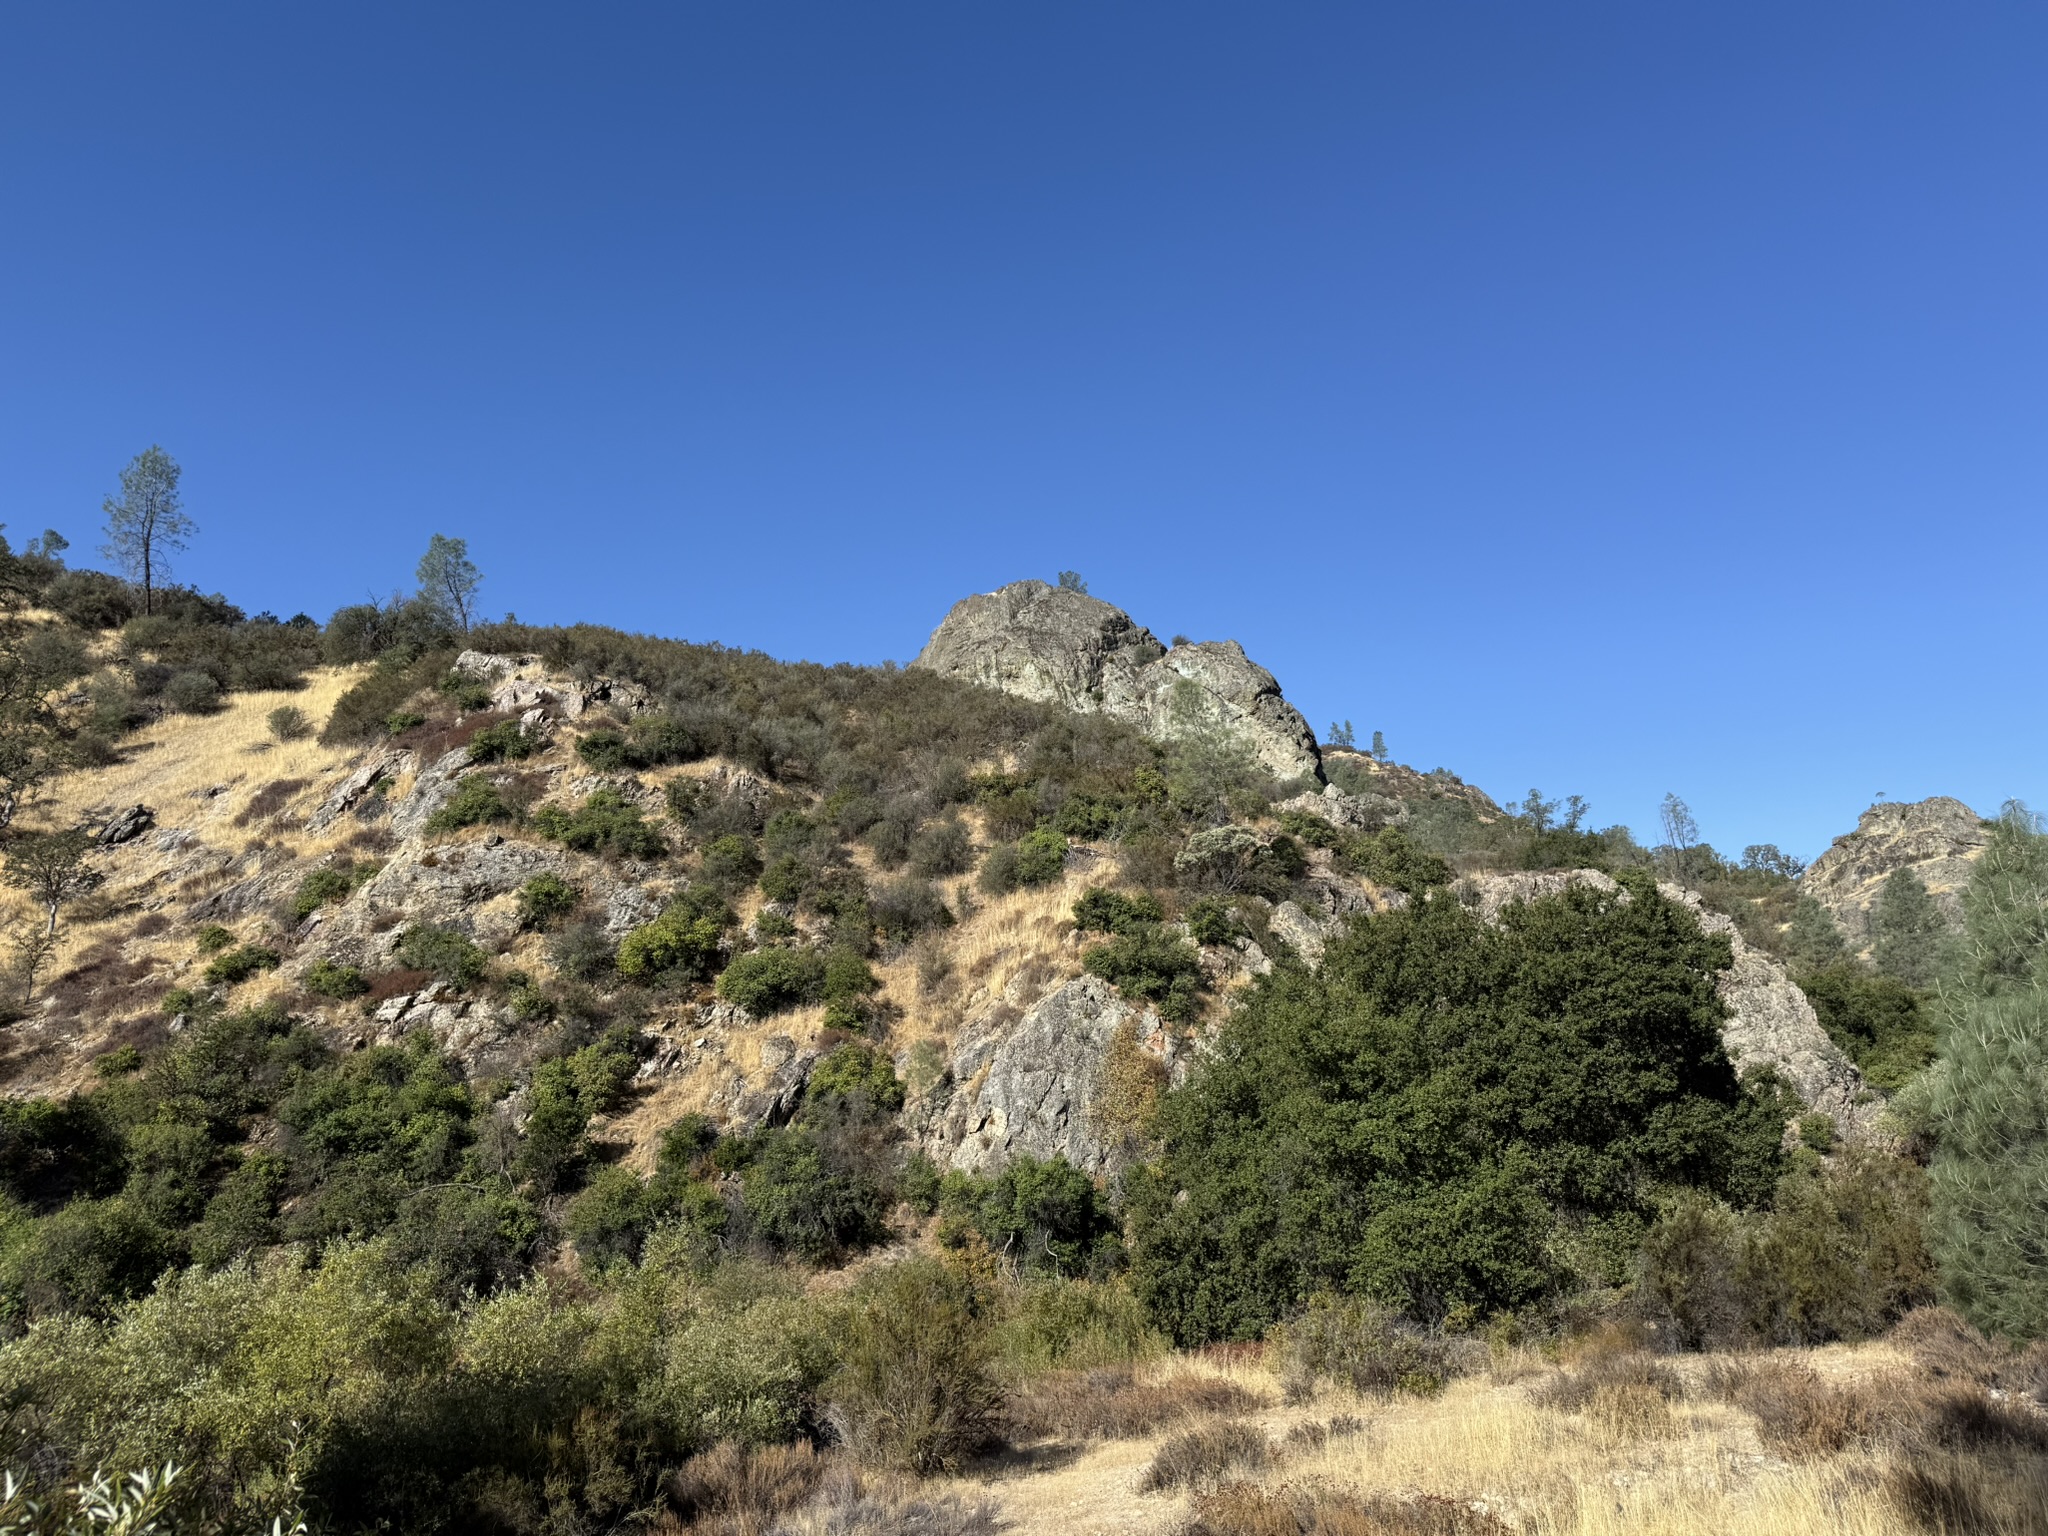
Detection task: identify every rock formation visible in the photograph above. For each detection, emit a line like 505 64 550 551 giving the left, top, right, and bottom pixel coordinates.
920 973 1189 1177
913 580 1322 782
1801 796 1987 945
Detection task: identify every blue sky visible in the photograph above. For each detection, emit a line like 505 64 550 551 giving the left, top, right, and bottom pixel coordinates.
4 4 2044 860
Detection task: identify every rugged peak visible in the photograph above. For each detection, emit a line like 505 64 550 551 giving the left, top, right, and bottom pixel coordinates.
1801 794 1988 944
913 580 1323 782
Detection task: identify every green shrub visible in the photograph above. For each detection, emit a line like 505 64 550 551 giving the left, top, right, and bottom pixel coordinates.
1276 1292 1477 1399
425 775 519 833
467 720 540 763
726 1126 890 1262
717 948 829 1016
393 925 488 987
871 878 954 943
1072 888 1165 936
266 704 313 742
290 864 360 921
203 945 281 986
909 818 974 878
302 959 370 1000
1127 875 1786 1342
1082 927 1202 1023
617 898 727 984
385 710 427 734
1013 828 1068 885
437 669 494 711
1346 827 1452 895
321 647 451 743
831 1258 1003 1473
1184 897 1244 947
531 788 667 860
576 730 632 771
1798 965 1936 1092
164 670 223 714
1639 1147 1936 1349
563 1164 656 1268
515 872 582 931
940 1154 1120 1279
700 834 764 893
195 924 235 954
991 1276 1167 1375
93 1045 143 1078
806 1043 905 1113
547 922 615 982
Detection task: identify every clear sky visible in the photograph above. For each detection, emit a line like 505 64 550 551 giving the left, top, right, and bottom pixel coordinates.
4 5 2043 860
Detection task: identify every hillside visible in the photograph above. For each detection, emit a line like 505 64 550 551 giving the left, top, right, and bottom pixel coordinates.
0 566 2041 1535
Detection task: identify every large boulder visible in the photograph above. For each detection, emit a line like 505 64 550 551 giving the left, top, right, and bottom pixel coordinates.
1801 796 1988 946
913 580 1322 782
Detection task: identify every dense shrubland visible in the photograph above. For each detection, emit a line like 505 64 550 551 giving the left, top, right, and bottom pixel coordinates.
0 538 2040 1530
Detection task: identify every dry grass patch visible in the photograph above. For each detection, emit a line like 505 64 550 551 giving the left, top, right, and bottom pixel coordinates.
1140 1422 1274 1493
1007 1365 1268 1442
1179 1483 1512 1536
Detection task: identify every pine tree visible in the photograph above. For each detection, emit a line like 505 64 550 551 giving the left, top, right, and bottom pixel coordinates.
1920 803 2048 1339
1871 868 1949 987
101 446 194 616
1782 895 1849 970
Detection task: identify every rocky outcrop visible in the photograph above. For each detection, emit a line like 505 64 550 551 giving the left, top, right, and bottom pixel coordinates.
306 748 414 833
913 580 1322 782
1321 750 1503 818
388 749 474 841
452 651 654 721
1802 796 1987 945
1275 783 1405 832
1457 869 1883 1139
922 974 1188 1177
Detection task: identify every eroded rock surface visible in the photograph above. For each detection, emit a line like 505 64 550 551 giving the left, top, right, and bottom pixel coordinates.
1802 796 1987 945
913 580 1322 781
923 974 1187 1177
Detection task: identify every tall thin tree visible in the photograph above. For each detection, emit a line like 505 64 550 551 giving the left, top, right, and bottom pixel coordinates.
417 533 482 634
101 446 194 616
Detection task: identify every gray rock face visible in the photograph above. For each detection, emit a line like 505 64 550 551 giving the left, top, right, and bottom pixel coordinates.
913 580 1322 782
389 749 474 840
1457 870 1883 1139
453 650 654 721
1802 796 1987 945
1275 783 1405 832
307 748 415 833
925 974 1188 1176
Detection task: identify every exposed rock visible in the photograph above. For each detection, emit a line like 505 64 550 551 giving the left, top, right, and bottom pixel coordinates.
95 804 154 847
1457 869 1883 1139
1802 796 1988 945
913 580 1322 782
1275 783 1405 832
709 1028 820 1129
454 650 653 722
348 838 578 941
603 885 666 938
389 749 474 840
1269 899 1340 966
365 983 527 1080
1321 750 1503 818
925 974 1188 1177
307 748 415 834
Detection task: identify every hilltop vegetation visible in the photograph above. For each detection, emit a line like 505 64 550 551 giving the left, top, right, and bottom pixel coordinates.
0 491 2039 1533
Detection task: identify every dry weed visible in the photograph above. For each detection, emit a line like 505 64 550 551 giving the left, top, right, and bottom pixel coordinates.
760 1466 1005 1536
1178 1482 1512 1536
1882 1449 2048 1536
666 1441 831 1535
1709 1356 1897 1458
1007 1367 1267 1442
1140 1423 1273 1493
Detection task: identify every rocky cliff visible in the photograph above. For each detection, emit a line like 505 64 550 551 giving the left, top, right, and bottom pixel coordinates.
1801 795 1987 945
913 580 1323 782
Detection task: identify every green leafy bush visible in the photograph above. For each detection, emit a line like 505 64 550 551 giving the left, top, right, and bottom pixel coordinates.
806 1043 905 1113
195 924 235 953
909 817 974 878
617 889 729 984
393 925 488 987
302 959 370 999
1083 927 1202 1023
266 704 313 742
830 1258 1004 1472
726 1125 890 1262
871 878 953 943
1072 888 1165 936
203 945 281 986
1184 897 1244 947
699 834 763 892
1013 827 1068 885
515 872 581 931
717 947 829 1016
1127 875 1786 1342
424 775 518 833
531 787 667 860
1276 1293 1477 1399
1799 965 1935 1092
1345 827 1451 895
939 1154 1120 1279
290 861 373 921
467 720 540 763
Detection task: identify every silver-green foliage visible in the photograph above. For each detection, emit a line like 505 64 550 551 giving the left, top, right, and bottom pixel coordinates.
1917 802 2048 1339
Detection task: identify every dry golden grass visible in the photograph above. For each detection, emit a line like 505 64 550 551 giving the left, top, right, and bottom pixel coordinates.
929 1340 2048 1536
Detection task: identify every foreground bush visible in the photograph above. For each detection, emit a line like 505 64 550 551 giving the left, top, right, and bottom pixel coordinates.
829 1258 1004 1473
1275 1293 1479 1400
